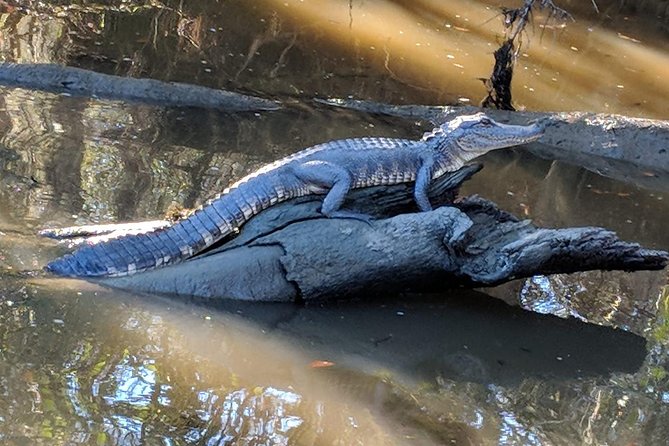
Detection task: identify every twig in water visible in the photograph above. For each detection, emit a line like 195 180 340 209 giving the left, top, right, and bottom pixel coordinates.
482 0 574 110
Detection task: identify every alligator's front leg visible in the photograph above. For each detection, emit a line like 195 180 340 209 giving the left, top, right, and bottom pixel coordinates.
291 161 372 222
414 156 435 212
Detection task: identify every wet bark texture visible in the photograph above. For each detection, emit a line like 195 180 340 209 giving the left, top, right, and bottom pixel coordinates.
100 165 668 302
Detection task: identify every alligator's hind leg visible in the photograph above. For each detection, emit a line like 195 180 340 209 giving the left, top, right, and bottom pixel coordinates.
291 161 372 222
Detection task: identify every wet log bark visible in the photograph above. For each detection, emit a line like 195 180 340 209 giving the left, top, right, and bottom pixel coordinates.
317 100 669 191
0 63 280 111
98 165 668 302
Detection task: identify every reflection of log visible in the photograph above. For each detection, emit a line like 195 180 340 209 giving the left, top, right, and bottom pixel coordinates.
317 100 669 191
99 165 668 302
207 291 648 384
0 63 280 111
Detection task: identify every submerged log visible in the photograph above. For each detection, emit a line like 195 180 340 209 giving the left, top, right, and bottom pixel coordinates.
316 100 669 191
0 63 280 111
97 165 668 302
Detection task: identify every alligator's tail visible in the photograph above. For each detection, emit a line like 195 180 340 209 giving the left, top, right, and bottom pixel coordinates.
46 176 294 277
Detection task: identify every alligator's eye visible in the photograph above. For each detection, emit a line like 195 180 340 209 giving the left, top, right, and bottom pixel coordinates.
479 117 493 126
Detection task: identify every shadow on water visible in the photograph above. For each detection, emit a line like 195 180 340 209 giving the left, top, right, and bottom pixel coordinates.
2 278 487 445
200 290 648 386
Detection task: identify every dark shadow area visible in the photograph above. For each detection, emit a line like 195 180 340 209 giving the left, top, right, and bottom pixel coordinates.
562 0 669 37
185 289 648 386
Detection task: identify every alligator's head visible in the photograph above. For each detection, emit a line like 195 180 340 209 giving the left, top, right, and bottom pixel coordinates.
428 113 545 163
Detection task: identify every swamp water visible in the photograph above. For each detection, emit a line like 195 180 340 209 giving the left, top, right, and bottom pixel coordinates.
0 0 668 444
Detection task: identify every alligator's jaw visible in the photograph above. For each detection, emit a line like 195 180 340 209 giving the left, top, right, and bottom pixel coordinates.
472 120 546 151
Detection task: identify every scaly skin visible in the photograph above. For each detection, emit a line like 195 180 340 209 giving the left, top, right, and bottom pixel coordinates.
45 113 545 277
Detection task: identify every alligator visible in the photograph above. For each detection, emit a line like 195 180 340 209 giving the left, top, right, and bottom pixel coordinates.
45 113 545 277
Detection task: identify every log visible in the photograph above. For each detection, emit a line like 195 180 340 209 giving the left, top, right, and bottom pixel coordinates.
316 99 669 191
0 63 280 111
97 165 668 302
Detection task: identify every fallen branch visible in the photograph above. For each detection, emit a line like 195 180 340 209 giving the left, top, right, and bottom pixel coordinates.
0 63 280 111
316 100 669 191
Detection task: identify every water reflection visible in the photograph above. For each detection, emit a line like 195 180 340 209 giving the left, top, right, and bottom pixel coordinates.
0 277 663 444
518 272 666 332
0 88 414 229
1 280 489 444
0 279 648 444
1 0 668 116
0 0 668 444
0 86 667 443
464 150 669 248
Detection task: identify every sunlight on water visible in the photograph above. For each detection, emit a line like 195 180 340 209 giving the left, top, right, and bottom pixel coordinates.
263 0 669 116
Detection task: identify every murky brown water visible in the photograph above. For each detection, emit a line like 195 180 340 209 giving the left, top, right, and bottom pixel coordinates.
0 0 668 444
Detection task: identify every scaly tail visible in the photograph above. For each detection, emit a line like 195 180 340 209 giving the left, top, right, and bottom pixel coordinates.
45 175 292 277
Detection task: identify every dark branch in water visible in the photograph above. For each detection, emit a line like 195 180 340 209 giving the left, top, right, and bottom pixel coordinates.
482 0 573 110
0 63 280 112
481 40 516 111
